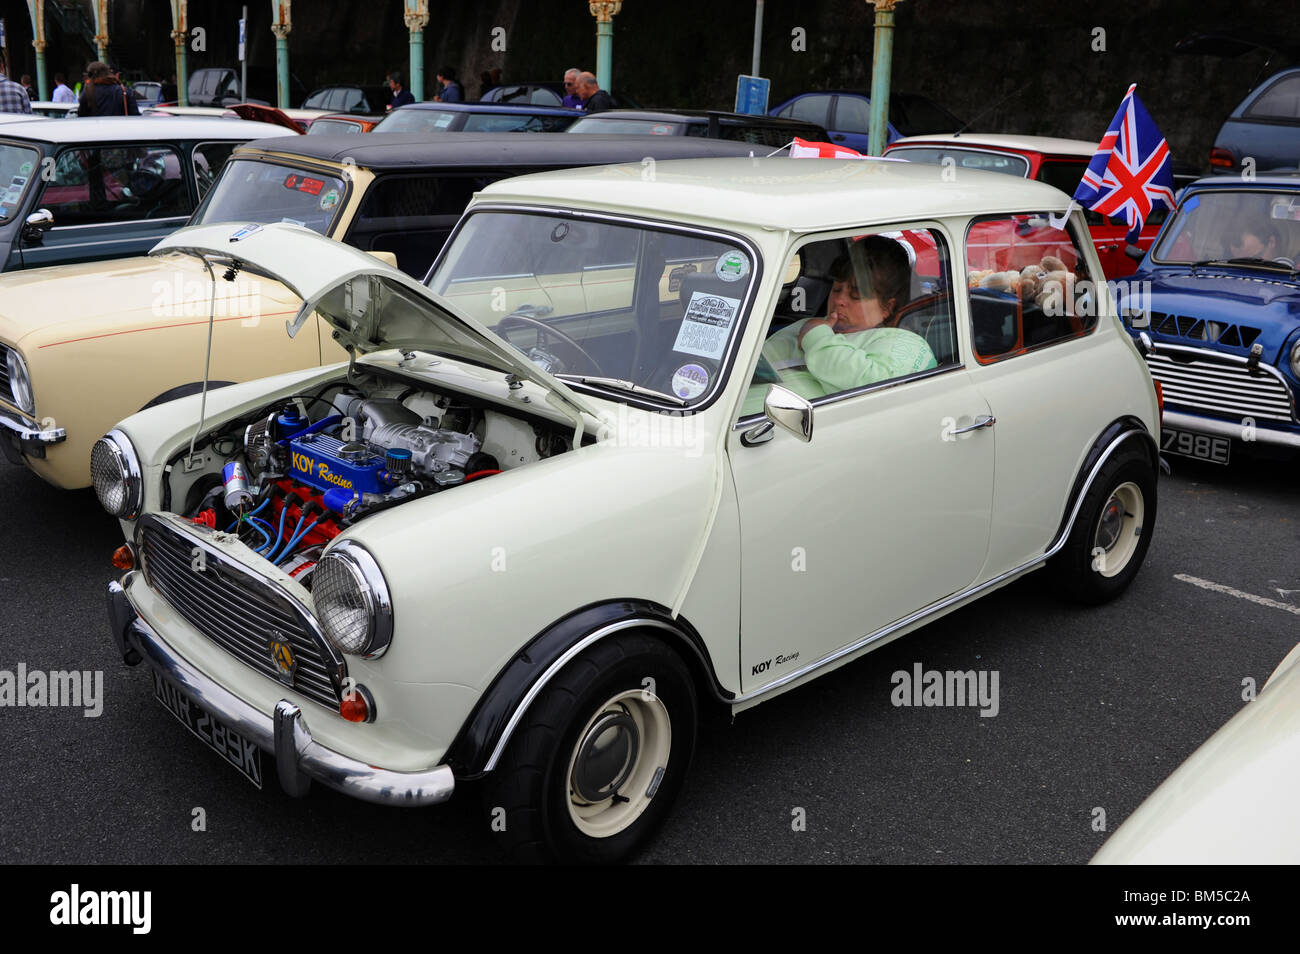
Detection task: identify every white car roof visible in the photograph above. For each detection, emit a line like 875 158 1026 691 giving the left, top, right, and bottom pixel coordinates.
886 133 1099 158
477 157 1072 232
0 116 290 143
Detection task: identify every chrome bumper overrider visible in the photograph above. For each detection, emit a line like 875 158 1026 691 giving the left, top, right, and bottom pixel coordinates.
1162 410 1300 450
107 576 455 807
0 405 66 444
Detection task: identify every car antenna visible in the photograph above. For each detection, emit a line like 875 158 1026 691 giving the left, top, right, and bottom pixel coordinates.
951 82 1030 137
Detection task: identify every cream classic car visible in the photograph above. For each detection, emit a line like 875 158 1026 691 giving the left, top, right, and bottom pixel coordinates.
0 132 765 489
103 159 1161 863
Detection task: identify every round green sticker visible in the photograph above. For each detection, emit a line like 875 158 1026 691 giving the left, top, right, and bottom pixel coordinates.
18 162 33 176
715 251 749 282
319 189 341 210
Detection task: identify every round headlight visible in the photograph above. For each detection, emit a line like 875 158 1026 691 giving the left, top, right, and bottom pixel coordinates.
5 348 34 416
312 542 393 658
91 429 142 519
1291 339 1300 379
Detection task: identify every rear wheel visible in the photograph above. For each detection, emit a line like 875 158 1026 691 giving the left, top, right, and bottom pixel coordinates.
1048 445 1156 604
483 633 697 864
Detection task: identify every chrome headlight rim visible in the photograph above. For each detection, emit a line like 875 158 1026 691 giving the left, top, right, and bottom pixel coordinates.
316 540 393 659
91 428 143 520
5 347 35 416
1290 339 1300 379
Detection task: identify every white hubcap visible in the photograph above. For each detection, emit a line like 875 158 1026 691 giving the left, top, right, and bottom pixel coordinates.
1092 481 1144 578
565 689 671 838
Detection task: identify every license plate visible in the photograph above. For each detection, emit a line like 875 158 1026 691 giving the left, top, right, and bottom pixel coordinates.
153 670 263 789
1161 427 1230 464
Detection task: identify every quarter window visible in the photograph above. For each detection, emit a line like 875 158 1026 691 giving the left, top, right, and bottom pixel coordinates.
966 214 1097 363
789 94 833 128
1246 74 1300 120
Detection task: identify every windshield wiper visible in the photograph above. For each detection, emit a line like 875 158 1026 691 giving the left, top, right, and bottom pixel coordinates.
1189 258 1298 274
555 374 689 406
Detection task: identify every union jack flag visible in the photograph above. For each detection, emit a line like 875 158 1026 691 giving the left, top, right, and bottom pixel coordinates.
1074 84 1176 243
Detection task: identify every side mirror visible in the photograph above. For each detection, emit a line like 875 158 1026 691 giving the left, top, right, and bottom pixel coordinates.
1124 243 1145 261
21 208 53 246
742 384 814 446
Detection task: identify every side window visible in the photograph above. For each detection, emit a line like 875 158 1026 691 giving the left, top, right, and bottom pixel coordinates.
743 228 955 415
1245 74 1300 120
340 88 364 112
345 173 501 277
37 145 191 224
192 142 238 198
833 95 872 135
966 214 1097 363
790 94 832 128
303 90 329 109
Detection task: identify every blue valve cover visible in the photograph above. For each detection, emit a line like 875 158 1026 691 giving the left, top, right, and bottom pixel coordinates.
288 433 387 495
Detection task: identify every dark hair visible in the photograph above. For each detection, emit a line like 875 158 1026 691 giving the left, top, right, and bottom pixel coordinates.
390 70 404 86
438 66 457 81
54 73 66 83
829 235 912 325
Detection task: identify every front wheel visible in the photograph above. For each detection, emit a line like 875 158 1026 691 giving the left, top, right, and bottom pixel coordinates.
1048 445 1157 604
483 633 698 864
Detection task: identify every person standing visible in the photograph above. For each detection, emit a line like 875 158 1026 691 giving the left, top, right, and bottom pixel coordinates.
52 73 77 104
561 68 582 108
20 74 36 100
78 61 140 116
433 66 463 103
388 70 414 111
576 72 613 114
0 55 33 114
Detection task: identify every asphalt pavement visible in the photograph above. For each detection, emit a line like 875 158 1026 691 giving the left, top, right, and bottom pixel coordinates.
0 451 1296 864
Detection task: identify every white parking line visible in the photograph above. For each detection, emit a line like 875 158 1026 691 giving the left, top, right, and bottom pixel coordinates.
1174 574 1300 617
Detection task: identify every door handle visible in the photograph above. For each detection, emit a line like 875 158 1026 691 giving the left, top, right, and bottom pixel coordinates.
950 414 995 435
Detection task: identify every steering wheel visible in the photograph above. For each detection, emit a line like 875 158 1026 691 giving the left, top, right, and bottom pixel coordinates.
497 310 602 376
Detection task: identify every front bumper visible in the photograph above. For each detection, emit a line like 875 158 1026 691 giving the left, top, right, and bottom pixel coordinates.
1162 409 1300 450
107 576 456 807
0 403 66 449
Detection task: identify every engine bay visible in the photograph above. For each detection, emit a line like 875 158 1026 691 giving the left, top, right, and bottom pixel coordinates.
167 371 575 584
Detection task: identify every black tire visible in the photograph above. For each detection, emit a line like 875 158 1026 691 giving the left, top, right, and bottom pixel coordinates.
1048 445 1157 604
482 633 697 864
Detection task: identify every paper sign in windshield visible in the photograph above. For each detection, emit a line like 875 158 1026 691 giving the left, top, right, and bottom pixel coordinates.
672 291 740 360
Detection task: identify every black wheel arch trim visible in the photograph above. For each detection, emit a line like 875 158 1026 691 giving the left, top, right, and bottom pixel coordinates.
1052 415 1158 549
140 380 236 412
443 599 731 779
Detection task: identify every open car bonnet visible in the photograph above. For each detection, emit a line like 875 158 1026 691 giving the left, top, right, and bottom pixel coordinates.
149 222 601 424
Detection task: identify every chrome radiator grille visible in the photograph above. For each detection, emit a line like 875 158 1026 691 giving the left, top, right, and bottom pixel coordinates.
1145 351 1295 424
139 519 343 710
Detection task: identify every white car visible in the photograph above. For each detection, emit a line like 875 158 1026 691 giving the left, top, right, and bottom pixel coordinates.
102 158 1160 862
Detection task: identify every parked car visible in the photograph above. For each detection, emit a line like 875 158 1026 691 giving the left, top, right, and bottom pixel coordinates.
480 81 640 109
28 101 77 118
305 113 384 135
1092 639 1300 863
188 66 307 108
0 116 289 272
131 81 166 108
884 133 1168 277
372 102 580 134
568 108 829 147
101 158 1159 863
0 134 771 489
301 85 392 115
1115 173 1300 462
770 90 964 150
1210 66 1300 174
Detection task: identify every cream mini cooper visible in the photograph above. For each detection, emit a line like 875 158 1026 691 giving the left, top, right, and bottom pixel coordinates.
103 159 1161 863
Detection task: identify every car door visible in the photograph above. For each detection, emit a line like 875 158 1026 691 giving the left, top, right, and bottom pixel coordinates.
18 143 194 268
728 226 994 693
783 93 834 140
829 94 875 152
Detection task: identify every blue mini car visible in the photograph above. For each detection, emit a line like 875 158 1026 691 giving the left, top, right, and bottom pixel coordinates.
1118 174 1300 462
372 102 579 134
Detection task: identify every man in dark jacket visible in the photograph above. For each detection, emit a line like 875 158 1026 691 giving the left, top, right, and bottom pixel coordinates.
434 66 463 103
576 72 613 114
78 62 140 116
388 71 414 110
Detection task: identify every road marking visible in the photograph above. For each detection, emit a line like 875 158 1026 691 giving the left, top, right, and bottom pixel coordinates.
1174 573 1300 617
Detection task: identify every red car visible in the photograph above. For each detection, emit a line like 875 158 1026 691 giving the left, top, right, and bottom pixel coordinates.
883 133 1166 277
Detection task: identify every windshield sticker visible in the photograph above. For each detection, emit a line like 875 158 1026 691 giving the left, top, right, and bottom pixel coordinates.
1181 195 1199 213
434 115 454 128
319 188 341 211
715 251 750 282
17 161 33 176
228 223 263 242
651 124 672 135
671 364 710 399
280 217 306 227
283 173 324 196
673 291 741 360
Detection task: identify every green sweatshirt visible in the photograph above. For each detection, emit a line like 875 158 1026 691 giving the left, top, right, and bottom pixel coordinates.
742 318 937 415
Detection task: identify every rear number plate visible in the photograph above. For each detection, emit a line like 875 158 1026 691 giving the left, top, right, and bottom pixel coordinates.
1161 427 1230 464
153 670 263 788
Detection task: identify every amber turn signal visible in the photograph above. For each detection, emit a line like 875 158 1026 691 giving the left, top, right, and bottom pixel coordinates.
339 686 373 723
112 544 135 570
1153 380 1164 418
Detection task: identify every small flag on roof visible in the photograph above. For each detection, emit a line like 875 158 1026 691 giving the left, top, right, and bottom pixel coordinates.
1073 84 1176 243
789 137 869 159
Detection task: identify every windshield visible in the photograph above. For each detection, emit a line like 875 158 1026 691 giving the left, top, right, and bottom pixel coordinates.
373 109 461 133
888 145 1029 177
192 158 347 234
0 143 40 223
428 210 759 406
570 118 683 135
1154 189 1300 264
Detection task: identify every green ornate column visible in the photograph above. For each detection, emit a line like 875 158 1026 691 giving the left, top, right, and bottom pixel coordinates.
867 0 901 157
91 0 110 62
271 0 291 108
24 0 48 100
589 0 622 93
170 0 189 105
404 0 428 102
